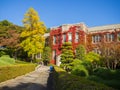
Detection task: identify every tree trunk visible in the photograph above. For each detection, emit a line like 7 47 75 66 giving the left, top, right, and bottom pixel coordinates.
114 60 117 69
106 59 110 69
31 54 35 63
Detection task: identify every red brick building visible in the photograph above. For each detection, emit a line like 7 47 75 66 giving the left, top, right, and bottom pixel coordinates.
44 23 120 66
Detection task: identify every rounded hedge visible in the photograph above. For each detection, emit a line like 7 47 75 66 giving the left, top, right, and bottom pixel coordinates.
71 65 89 77
93 67 112 79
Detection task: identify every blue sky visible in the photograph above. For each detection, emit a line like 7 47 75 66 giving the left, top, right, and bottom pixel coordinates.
0 0 120 28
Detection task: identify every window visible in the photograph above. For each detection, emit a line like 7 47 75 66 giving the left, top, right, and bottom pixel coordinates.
36 53 41 59
92 35 101 43
53 35 56 44
68 33 72 42
75 32 79 42
58 35 61 44
117 32 120 41
105 33 114 42
62 34 66 43
52 50 56 60
93 48 101 54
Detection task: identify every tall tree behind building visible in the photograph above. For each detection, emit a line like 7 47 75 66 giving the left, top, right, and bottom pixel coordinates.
20 8 46 61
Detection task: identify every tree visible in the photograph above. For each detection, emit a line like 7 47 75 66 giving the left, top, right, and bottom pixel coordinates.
75 44 86 60
0 20 12 26
85 52 100 68
106 43 120 69
20 8 46 61
0 30 20 59
60 42 74 72
0 20 26 60
98 42 120 69
42 46 52 65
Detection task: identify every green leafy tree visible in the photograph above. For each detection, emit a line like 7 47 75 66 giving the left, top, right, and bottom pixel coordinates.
75 44 86 60
0 20 24 59
42 46 52 65
0 20 12 26
85 52 100 68
61 42 74 72
20 8 46 61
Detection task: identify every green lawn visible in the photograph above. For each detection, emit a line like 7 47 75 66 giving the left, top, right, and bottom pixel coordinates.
0 55 29 66
0 55 15 66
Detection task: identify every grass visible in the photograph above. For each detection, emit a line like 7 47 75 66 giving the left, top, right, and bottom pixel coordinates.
0 55 15 66
0 64 37 83
0 55 30 66
53 66 115 90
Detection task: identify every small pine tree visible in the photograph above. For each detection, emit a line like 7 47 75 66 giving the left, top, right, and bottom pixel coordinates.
61 42 74 72
75 44 86 60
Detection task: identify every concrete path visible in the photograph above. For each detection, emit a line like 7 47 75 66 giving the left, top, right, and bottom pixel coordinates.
0 66 54 90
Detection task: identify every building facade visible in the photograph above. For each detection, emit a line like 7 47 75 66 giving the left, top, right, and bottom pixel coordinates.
45 23 120 66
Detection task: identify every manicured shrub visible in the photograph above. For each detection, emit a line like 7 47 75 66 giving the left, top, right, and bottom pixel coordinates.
90 68 120 89
93 67 113 79
0 55 15 66
88 75 120 90
0 64 36 82
71 65 89 77
53 66 115 90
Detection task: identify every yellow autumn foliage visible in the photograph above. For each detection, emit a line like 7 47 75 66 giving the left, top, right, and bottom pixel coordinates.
20 8 46 57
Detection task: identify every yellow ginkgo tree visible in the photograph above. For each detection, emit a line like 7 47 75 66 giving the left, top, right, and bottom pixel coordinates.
20 8 46 61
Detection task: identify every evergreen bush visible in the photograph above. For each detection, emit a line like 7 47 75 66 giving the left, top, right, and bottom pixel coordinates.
71 65 89 77
61 42 74 72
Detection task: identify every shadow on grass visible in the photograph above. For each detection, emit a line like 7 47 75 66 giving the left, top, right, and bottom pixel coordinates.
0 83 46 90
53 66 116 90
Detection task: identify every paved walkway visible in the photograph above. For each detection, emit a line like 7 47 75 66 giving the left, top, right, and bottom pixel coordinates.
0 66 54 90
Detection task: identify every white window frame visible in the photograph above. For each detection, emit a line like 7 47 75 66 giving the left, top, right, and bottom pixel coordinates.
36 53 41 59
105 33 114 42
75 32 79 43
52 50 56 60
117 32 120 41
62 34 66 43
92 35 101 43
68 33 72 42
53 35 56 44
